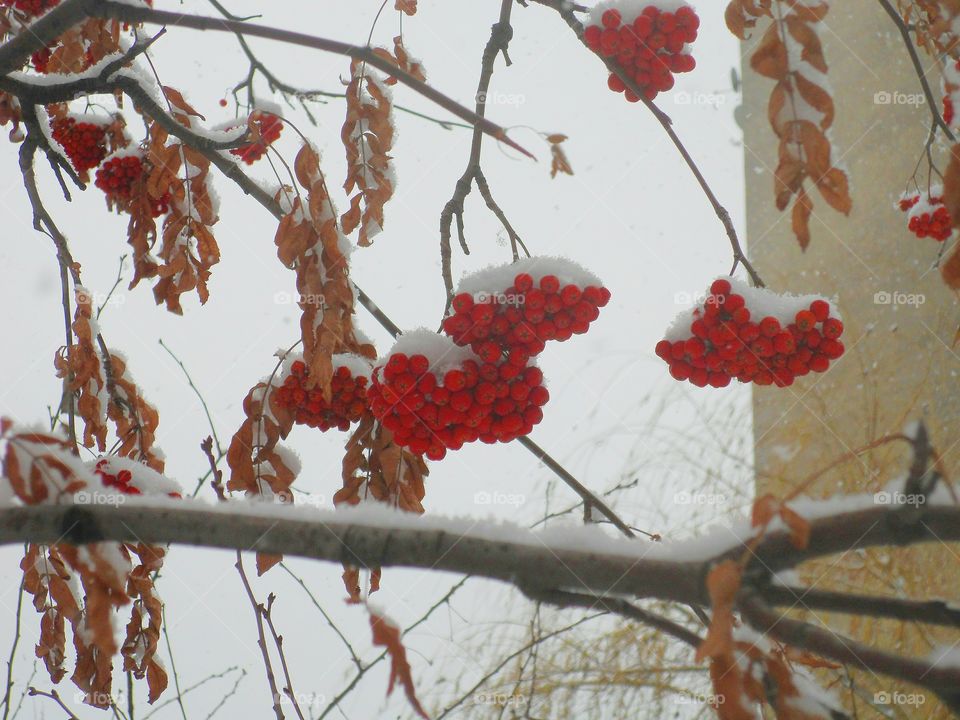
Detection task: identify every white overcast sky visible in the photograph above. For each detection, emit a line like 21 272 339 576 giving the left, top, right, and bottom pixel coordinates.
0 1 752 717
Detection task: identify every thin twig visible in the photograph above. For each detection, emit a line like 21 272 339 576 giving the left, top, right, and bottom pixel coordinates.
234 552 285 720
261 594 306 720
158 339 223 456
317 577 468 719
141 666 243 720
159 606 189 720
26 688 80 719
278 563 363 671
0 575 25 720
440 0 523 304
877 0 956 142
541 4 765 287
434 612 605 719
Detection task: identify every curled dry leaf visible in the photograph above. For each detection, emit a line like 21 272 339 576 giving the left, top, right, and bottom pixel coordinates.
21 544 81 684
546 133 574 179
106 352 164 472
54 287 108 452
1 423 88 504
724 0 772 40
341 59 396 246
730 0 851 249
122 543 168 703
337 416 428 599
395 0 417 16
369 608 429 719
147 117 221 314
226 381 298 575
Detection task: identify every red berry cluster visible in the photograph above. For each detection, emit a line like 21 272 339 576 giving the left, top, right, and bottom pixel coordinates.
1 0 60 17
51 116 108 174
30 47 51 73
442 273 611 358
94 154 169 216
367 349 550 461
275 360 370 431
92 459 182 498
898 191 952 241
230 112 283 165
93 458 141 495
656 279 845 388
583 4 698 102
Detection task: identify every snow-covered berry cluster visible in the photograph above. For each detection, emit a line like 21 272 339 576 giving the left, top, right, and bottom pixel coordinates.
656 278 844 388
230 112 283 165
442 261 610 357
898 188 953 242
1 0 60 17
92 458 182 498
442 278 608 357
51 116 108 174
93 458 141 495
94 151 169 216
366 259 608 460
583 1 698 102
275 357 372 431
366 332 551 460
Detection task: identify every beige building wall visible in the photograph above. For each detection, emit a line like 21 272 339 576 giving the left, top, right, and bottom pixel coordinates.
741 2 960 717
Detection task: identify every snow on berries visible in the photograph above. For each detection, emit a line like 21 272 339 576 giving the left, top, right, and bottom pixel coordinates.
656 278 844 388
898 187 953 242
50 115 109 175
274 355 372 431
442 257 610 358
90 457 182 498
229 111 283 165
583 0 699 102
94 150 169 217
366 330 551 460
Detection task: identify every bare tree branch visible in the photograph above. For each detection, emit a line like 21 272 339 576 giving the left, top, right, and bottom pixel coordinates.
740 594 960 711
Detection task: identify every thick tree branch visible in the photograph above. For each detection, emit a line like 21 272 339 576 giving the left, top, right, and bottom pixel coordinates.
740 594 960 710
758 585 960 629
3 503 960 609
0 502 706 605
522 586 703 648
